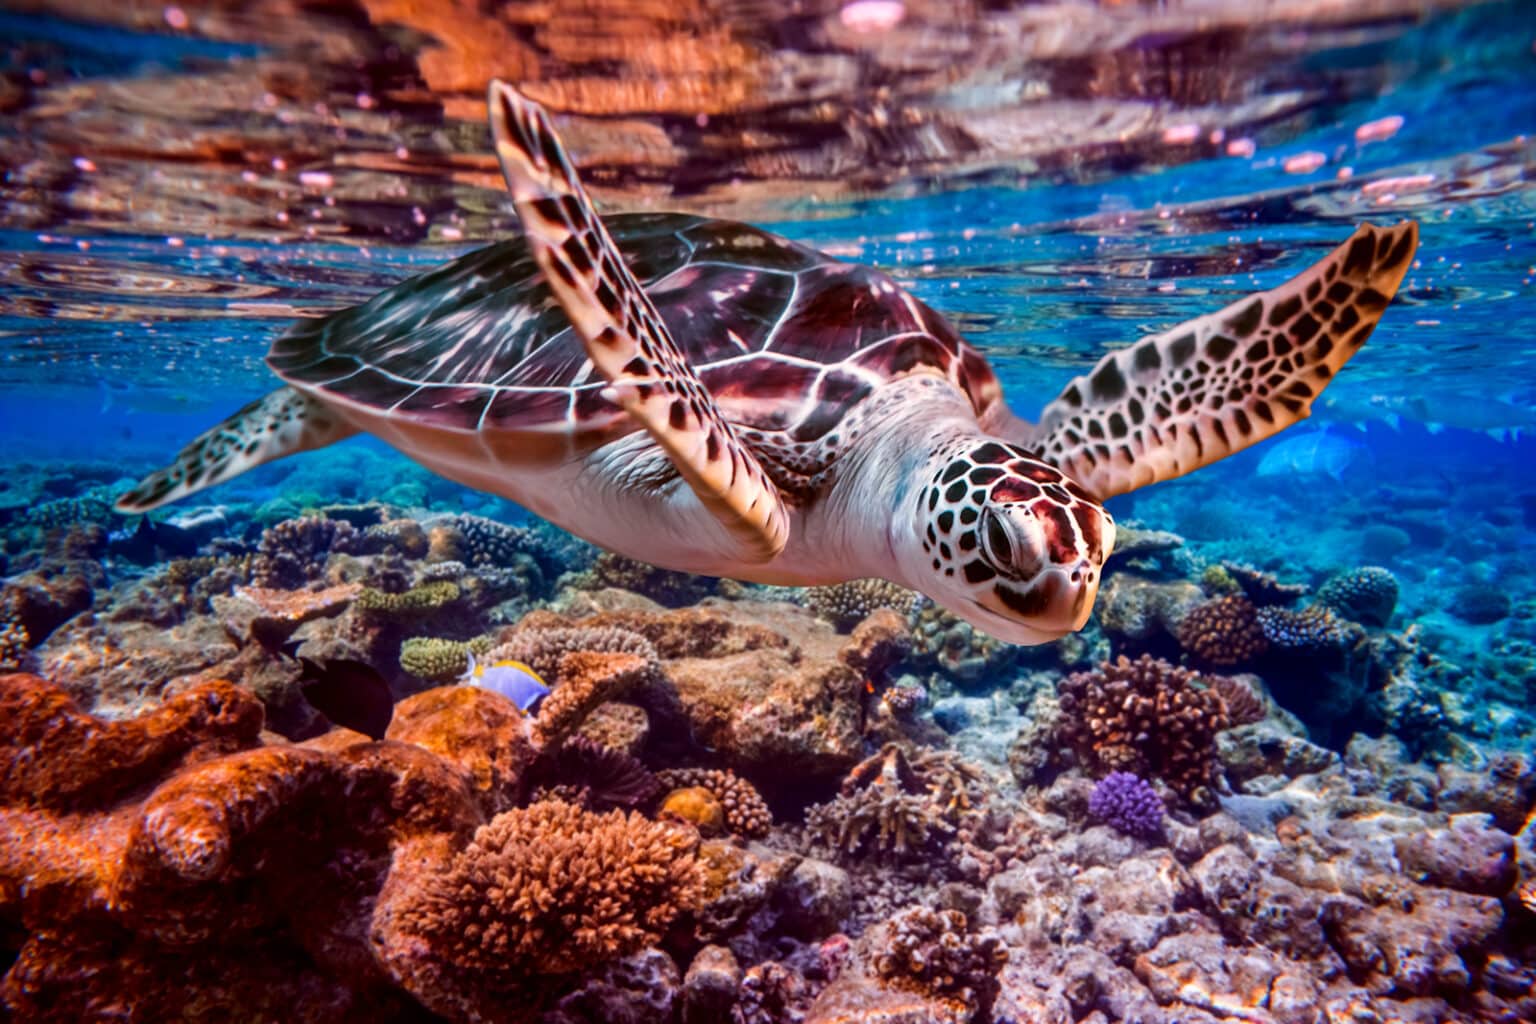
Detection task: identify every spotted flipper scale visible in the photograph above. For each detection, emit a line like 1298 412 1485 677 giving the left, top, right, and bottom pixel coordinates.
1031 221 1418 499
488 80 789 563
114 387 356 513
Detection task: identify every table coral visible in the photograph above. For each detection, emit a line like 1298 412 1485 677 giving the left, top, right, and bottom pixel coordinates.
1055 654 1232 808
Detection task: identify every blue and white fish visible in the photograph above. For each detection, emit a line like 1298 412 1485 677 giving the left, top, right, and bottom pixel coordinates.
459 652 550 712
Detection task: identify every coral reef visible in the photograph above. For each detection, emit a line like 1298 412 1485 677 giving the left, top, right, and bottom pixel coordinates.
802 578 918 632
1176 594 1269 667
1054 654 1232 807
806 743 986 862
1208 673 1267 726
655 768 772 839
398 635 494 683
1316 565 1400 626
374 799 702 1012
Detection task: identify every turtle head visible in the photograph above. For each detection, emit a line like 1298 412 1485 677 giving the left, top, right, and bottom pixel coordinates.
905 440 1115 645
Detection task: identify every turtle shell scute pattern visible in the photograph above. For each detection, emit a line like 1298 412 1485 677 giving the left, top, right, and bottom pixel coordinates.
268 213 1000 457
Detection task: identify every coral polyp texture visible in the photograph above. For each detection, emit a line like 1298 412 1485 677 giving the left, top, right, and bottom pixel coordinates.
1175 594 1270 667
1055 654 1232 806
1316 565 1400 626
376 799 703 991
1088 771 1166 838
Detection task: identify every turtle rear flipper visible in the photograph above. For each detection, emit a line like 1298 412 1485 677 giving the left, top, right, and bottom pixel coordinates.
488 80 789 563
114 387 357 513
1029 220 1418 499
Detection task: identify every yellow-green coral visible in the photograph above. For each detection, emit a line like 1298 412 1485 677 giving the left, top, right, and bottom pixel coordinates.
399 635 495 682
356 580 461 619
1200 564 1242 597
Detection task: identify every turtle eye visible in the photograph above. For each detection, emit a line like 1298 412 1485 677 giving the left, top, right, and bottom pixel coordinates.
981 508 1015 571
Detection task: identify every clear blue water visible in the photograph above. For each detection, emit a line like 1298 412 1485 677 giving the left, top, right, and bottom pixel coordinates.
1 1 1534 724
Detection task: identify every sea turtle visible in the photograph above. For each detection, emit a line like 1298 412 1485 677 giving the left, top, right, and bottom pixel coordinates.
117 81 1419 645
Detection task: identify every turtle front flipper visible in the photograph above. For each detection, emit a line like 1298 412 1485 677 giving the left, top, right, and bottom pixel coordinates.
114 387 357 513
1029 220 1418 500
488 80 789 563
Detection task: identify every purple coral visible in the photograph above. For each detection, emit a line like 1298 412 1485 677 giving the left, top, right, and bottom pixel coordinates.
1089 772 1165 838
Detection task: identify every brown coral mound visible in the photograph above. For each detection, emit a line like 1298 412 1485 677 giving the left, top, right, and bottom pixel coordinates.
382 799 703 979
1176 594 1269 666
1055 655 1231 806
656 767 772 838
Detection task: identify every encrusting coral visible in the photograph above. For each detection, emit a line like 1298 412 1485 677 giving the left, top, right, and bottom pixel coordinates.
1054 654 1232 807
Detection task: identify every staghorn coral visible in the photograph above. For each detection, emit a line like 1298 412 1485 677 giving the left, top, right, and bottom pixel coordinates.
655 768 772 838
1055 654 1231 807
803 578 919 632
1176 594 1269 667
378 798 703 981
1316 566 1399 627
355 579 461 619
1208 674 1266 726
1088 772 1165 839
873 906 1007 1011
398 635 495 683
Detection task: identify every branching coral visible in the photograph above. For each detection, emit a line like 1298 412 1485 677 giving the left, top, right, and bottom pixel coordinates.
803 578 919 632
1317 566 1399 627
1055 654 1231 807
355 579 461 619
377 799 703 981
655 768 772 838
1176 594 1269 667
1088 772 1165 838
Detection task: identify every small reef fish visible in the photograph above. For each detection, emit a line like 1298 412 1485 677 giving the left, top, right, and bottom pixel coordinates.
460 652 550 712
297 657 396 740
1255 430 1370 481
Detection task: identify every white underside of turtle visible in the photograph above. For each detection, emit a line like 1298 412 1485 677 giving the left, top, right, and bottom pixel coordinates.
117 81 1420 646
